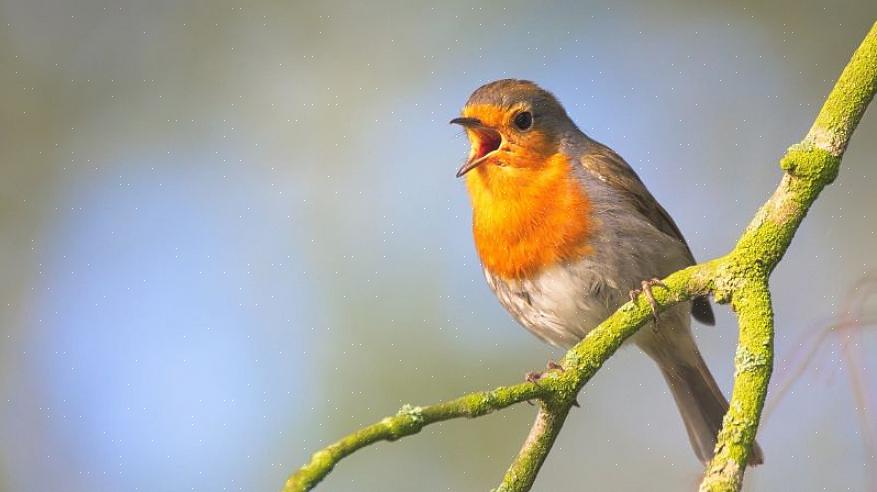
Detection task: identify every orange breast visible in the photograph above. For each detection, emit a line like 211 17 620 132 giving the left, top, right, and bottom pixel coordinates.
466 153 595 279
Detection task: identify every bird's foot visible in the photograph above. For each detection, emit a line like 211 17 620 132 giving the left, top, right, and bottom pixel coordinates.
629 278 668 322
525 360 580 407
524 371 544 385
525 360 564 384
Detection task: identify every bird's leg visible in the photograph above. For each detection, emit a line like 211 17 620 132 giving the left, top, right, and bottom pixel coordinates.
629 278 668 322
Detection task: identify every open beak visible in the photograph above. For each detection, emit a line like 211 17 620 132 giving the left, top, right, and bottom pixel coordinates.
450 117 503 177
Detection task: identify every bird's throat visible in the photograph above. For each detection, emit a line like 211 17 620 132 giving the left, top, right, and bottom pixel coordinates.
466 153 594 280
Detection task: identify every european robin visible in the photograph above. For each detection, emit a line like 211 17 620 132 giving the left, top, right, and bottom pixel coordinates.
452 79 763 466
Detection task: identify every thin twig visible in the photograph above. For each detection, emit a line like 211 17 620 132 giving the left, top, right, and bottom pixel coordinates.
764 272 877 491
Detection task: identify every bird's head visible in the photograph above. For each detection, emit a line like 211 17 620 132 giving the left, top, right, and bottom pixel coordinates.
451 79 574 177
450 80 594 280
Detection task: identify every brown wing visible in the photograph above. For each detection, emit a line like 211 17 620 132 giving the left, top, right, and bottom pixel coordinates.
580 142 715 325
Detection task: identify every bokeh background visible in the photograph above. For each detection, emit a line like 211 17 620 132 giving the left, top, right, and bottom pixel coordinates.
2 1 877 491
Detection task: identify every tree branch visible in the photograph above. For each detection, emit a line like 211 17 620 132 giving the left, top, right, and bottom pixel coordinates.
285 383 546 491
698 21 877 491
495 404 572 491
699 278 773 491
286 265 707 492
283 22 877 492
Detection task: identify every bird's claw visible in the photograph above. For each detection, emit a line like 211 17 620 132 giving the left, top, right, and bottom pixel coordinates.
525 361 580 408
525 371 543 385
629 278 667 322
524 360 565 386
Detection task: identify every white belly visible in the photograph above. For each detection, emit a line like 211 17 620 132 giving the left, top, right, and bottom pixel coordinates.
485 260 618 348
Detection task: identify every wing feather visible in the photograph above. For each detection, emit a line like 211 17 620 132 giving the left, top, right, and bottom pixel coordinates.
579 141 715 325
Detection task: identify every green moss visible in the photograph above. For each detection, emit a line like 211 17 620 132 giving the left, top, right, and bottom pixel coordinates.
780 145 840 182
396 404 423 422
810 25 877 152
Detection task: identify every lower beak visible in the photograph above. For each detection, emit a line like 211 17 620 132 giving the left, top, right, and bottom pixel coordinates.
450 118 502 177
456 153 490 177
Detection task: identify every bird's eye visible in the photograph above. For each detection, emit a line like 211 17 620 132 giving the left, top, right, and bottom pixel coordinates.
513 111 533 131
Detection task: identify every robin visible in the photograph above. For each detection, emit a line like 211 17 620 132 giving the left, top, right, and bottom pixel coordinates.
451 79 763 466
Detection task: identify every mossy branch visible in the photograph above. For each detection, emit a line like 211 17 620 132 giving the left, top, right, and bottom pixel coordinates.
284 22 877 492
698 21 877 491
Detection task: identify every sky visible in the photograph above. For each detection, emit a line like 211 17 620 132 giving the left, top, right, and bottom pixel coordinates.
1 1 876 491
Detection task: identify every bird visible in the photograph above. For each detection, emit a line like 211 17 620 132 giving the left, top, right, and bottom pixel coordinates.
451 79 763 466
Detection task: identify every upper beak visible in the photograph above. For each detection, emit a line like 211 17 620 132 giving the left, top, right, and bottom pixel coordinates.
450 117 502 177
449 117 482 128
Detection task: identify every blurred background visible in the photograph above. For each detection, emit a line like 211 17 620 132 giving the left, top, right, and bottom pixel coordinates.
2 1 876 490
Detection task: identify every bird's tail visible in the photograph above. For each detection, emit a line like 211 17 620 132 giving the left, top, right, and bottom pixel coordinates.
652 332 764 466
